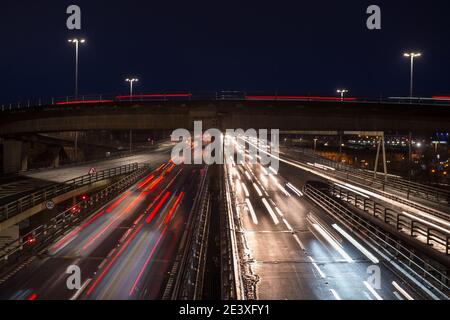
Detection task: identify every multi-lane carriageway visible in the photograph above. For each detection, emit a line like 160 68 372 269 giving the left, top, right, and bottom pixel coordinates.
0 138 449 300
0 160 207 300
225 136 450 300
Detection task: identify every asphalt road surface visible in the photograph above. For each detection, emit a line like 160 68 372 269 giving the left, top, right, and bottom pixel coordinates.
0 160 206 300
228 150 430 300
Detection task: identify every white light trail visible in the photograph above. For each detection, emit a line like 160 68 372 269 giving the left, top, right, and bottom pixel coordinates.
244 137 450 235
403 211 450 234
282 218 293 231
286 183 303 197
260 174 268 185
363 281 383 300
330 289 342 300
275 207 284 217
253 183 263 197
332 224 379 264
262 198 280 224
270 175 291 197
403 211 450 233
312 223 354 263
392 281 414 300
335 184 370 199
245 198 258 225
242 183 250 197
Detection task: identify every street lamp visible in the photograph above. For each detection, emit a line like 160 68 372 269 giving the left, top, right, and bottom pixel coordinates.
403 52 422 98
125 78 139 98
313 138 318 157
68 38 86 98
337 89 349 101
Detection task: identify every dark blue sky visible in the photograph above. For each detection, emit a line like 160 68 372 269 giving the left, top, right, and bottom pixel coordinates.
1 0 449 103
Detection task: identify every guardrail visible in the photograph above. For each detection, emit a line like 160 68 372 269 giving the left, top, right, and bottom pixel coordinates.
304 182 450 298
291 147 450 206
288 148 450 220
3 91 450 113
0 163 139 224
330 184 450 255
163 166 211 300
0 165 151 267
221 164 250 300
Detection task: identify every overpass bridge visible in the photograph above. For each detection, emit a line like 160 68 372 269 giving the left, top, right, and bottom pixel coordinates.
1 97 450 135
1 95 450 174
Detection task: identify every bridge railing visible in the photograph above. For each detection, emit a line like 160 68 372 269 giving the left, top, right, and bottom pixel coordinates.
0 163 139 224
0 165 151 267
3 91 450 112
330 183 450 255
287 147 450 219
304 182 450 298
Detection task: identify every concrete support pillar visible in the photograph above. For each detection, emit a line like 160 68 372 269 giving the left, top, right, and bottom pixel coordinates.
51 147 61 168
2 139 29 174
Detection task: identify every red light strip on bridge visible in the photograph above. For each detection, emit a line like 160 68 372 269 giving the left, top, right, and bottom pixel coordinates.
245 95 357 101
432 96 450 100
56 99 113 105
116 93 193 100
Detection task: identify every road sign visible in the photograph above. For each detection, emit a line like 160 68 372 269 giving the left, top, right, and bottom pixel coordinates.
46 200 55 210
88 167 97 175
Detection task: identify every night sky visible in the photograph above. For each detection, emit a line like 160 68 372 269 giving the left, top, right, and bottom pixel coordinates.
1 0 450 103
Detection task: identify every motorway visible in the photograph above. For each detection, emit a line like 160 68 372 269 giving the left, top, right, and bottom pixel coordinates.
0 136 449 300
0 159 206 300
0 142 174 204
227 137 448 300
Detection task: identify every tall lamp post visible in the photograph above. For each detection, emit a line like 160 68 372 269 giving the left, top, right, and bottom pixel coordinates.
125 78 138 154
403 52 422 98
337 89 349 101
125 78 139 98
68 38 86 98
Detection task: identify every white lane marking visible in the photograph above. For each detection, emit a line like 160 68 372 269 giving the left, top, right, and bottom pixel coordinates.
363 281 383 300
293 234 305 250
356 234 441 300
309 256 326 279
393 291 404 300
261 198 280 225
253 183 263 197
282 218 293 232
332 224 379 264
242 183 250 197
274 206 284 217
245 198 258 225
286 183 303 197
70 278 92 300
245 138 450 233
330 289 342 300
312 223 353 263
392 281 414 300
